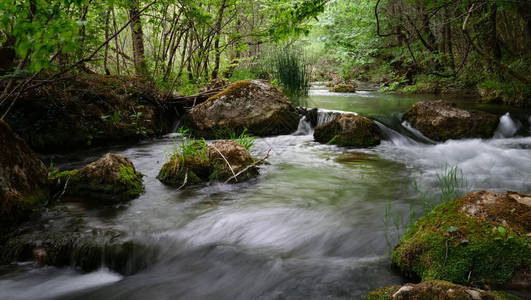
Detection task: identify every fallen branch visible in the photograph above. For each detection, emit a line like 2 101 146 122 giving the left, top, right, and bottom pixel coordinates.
225 149 271 183
211 144 237 181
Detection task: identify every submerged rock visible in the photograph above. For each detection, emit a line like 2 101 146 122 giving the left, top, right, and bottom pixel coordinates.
330 84 356 93
51 153 144 201
0 120 49 234
402 100 499 141
314 114 381 147
185 80 300 137
157 140 259 187
365 280 517 300
1 223 154 275
392 190 531 288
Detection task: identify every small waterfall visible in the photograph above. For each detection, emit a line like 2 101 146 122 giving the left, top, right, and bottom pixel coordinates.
316 109 351 126
402 121 436 143
494 113 518 138
293 116 313 135
375 121 418 146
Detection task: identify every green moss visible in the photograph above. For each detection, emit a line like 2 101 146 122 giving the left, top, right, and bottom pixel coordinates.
392 199 531 286
118 166 144 197
205 80 251 103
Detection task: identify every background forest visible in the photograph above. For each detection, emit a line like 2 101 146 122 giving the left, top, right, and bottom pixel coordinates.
1 0 530 116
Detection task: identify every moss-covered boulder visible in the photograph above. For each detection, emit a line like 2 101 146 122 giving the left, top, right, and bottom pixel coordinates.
330 84 356 93
392 191 531 288
402 100 499 141
208 140 258 181
185 80 300 137
51 153 144 201
157 140 259 187
0 120 49 234
365 280 518 300
313 114 382 147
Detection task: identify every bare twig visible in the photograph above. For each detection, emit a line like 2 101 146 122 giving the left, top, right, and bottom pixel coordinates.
225 149 271 183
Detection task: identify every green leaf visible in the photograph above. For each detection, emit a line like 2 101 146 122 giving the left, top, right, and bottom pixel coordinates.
448 225 458 233
497 226 506 236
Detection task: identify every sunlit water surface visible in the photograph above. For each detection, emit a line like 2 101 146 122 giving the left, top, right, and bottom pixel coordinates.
1 84 530 299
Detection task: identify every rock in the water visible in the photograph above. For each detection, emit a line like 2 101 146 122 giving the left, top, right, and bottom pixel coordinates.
392 190 531 288
330 84 356 93
51 153 144 201
158 140 259 187
314 113 381 147
157 141 211 186
208 140 258 181
185 80 300 137
0 120 49 234
402 100 499 141
365 280 516 300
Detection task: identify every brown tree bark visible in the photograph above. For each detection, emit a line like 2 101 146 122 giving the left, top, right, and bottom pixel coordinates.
129 0 148 77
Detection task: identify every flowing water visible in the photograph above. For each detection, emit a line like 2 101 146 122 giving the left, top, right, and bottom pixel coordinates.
1 83 530 299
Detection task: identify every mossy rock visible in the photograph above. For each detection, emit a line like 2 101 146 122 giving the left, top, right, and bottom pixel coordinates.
208 140 258 182
402 100 500 141
157 154 210 187
392 191 531 288
157 140 260 187
51 153 144 202
330 84 356 93
314 114 381 147
0 120 49 235
185 80 300 137
365 280 519 300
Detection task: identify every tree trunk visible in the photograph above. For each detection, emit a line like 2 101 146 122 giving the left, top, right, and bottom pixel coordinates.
211 0 228 79
129 0 148 77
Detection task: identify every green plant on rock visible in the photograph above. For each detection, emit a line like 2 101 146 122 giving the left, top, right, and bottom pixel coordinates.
159 127 210 186
214 127 256 151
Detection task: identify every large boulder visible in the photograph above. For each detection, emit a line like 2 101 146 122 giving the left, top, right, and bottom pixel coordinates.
392 191 531 288
51 153 144 201
157 140 259 186
314 114 382 147
365 280 517 300
185 80 300 137
402 100 499 141
0 120 49 234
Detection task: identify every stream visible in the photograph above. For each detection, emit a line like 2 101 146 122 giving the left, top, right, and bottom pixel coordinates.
1 83 530 299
